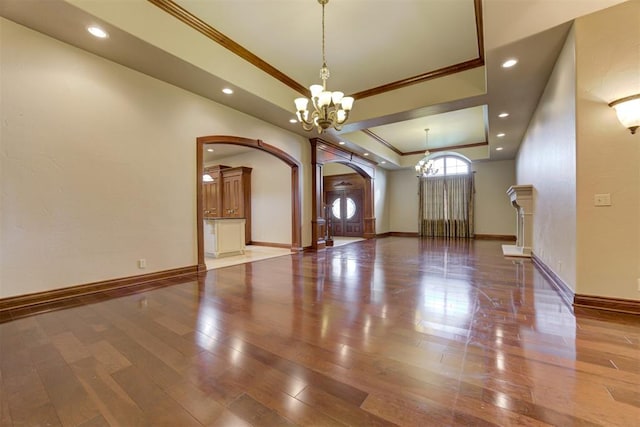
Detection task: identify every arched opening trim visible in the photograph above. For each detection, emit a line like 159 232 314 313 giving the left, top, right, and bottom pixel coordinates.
196 135 302 271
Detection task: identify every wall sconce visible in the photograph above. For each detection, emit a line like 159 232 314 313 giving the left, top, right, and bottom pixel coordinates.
608 94 640 134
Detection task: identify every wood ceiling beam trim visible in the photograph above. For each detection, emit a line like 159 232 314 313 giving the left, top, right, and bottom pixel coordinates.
361 129 403 156
403 141 488 156
362 129 488 157
149 0 485 102
351 57 485 100
474 0 485 62
147 0 307 94
352 0 485 100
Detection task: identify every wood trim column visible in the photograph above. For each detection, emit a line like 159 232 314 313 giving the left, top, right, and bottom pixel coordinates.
363 177 376 239
291 164 302 251
310 139 326 250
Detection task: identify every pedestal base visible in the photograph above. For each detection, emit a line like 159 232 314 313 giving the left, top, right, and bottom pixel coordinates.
502 244 531 258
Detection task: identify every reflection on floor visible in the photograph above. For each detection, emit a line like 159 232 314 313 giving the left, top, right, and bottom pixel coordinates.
331 236 365 247
205 238 365 270
205 245 291 270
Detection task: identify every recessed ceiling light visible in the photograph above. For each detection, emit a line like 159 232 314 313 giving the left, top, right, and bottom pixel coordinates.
363 152 369 156
289 118 298 124
380 161 386 164
207 148 214 152
502 59 518 68
222 88 233 95
496 147 504 151
498 112 509 118
338 141 346 145
87 26 108 39
497 133 506 137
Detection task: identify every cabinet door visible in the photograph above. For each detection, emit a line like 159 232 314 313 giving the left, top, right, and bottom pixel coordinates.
203 179 220 217
223 174 243 217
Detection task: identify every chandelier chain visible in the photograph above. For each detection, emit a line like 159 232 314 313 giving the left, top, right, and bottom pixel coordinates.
322 1 326 68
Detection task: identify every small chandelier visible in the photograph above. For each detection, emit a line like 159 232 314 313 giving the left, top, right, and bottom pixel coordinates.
294 0 354 133
415 129 439 177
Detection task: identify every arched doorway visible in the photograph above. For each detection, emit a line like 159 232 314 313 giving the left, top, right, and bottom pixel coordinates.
310 138 376 250
196 135 302 272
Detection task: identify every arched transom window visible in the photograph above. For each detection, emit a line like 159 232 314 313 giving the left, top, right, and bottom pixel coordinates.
428 155 470 177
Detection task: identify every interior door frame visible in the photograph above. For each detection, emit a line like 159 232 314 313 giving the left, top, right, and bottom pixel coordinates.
196 135 302 272
310 137 376 250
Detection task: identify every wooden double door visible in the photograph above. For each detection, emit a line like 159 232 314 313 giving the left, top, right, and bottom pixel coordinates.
326 189 363 237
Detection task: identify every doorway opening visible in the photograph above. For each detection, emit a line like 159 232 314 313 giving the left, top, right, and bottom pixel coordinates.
196 136 302 272
323 170 365 238
310 138 377 250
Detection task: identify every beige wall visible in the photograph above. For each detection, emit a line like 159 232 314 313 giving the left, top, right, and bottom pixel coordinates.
388 169 420 233
374 167 390 234
574 1 640 300
516 0 640 301
388 162 515 236
206 150 291 245
472 160 516 236
322 163 354 176
0 19 311 298
516 27 577 290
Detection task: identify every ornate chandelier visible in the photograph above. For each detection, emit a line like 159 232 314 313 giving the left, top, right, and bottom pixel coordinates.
415 129 439 177
294 0 354 133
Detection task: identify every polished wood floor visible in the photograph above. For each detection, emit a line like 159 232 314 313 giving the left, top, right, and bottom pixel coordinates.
1 238 639 426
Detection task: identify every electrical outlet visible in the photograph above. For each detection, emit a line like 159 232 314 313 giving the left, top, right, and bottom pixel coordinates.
637 278 640 292
594 193 611 207
138 259 146 269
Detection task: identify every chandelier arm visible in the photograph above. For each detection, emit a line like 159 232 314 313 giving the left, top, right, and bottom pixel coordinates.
335 110 350 126
302 122 316 132
300 115 316 131
297 108 317 129
309 96 321 113
299 117 315 131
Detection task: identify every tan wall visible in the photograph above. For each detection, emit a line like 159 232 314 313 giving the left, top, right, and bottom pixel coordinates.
0 19 311 298
574 1 640 300
322 163 354 176
374 167 390 234
472 160 516 236
206 150 291 245
388 161 515 236
388 169 420 233
516 27 577 290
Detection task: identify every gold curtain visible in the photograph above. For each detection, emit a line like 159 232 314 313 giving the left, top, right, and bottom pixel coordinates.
419 174 474 238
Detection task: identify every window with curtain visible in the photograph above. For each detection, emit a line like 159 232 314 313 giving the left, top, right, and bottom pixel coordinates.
418 156 474 238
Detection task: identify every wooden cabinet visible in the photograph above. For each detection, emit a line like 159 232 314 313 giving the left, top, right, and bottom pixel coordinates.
222 167 252 243
203 165 229 218
203 165 252 244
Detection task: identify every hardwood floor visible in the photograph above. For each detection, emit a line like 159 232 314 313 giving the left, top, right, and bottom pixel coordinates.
1 238 639 426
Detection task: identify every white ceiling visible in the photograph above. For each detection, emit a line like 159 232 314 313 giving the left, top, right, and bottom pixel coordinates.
0 0 629 168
